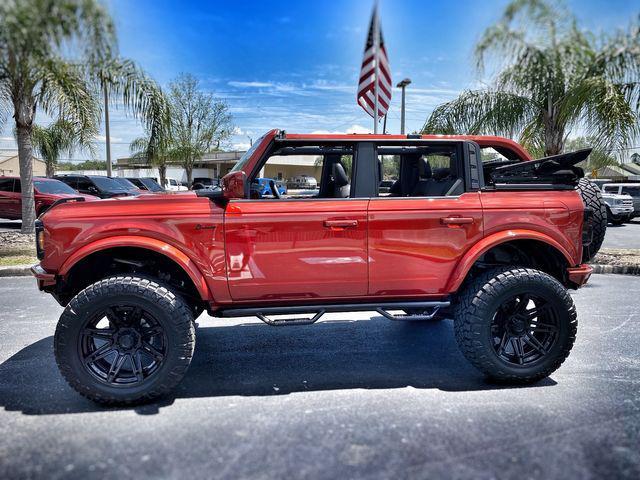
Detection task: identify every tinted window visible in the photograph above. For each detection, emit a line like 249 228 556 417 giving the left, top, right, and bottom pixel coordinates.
56 177 78 189
140 178 163 192
621 187 640 197
89 176 126 191
111 177 138 191
76 178 94 192
0 178 13 192
34 180 77 194
603 186 619 193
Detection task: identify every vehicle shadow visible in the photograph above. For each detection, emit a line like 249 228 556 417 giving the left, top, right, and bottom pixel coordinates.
0 318 556 415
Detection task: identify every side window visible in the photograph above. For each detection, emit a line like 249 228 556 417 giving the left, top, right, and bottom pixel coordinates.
13 179 21 193
0 179 13 192
250 145 354 199
76 178 93 192
378 155 400 197
375 145 462 197
622 187 640 197
603 186 618 194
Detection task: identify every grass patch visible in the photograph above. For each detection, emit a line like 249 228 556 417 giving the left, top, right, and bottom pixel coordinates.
0 255 37 267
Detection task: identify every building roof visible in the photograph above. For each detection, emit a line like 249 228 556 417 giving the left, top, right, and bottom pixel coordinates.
0 149 45 165
620 162 640 176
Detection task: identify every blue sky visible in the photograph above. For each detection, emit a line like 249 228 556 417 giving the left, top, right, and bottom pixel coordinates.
1 0 638 161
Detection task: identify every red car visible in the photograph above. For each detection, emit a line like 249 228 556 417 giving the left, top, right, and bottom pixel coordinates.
32 131 606 404
0 176 98 219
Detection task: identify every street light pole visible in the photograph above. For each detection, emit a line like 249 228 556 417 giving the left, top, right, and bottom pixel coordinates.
396 78 412 135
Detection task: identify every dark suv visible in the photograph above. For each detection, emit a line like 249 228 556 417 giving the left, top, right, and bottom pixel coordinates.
126 177 165 192
54 175 133 199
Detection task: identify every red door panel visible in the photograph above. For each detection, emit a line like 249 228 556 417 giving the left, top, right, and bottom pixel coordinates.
368 192 483 296
224 199 369 301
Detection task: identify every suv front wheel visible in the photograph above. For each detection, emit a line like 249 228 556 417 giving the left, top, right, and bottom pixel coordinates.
453 267 577 383
54 276 195 405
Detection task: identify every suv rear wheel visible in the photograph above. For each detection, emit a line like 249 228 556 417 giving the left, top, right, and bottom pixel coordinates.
54 276 195 405
453 267 576 383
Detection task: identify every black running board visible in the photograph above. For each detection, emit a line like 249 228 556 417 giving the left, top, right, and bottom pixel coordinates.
219 301 450 326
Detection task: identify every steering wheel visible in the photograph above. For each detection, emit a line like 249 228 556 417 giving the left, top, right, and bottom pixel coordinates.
269 180 282 199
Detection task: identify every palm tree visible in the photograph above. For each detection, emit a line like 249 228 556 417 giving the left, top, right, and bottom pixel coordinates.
422 0 640 158
0 0 110 233
32 119 97 177
89 55 169 176
129 89 172 188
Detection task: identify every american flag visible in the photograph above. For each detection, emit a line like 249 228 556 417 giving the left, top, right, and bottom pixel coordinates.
357 5 392 121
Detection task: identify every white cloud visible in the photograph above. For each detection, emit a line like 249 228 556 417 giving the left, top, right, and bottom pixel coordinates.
94 134 123 143
228 81 274 88
310 124 371 135
232 142 251 151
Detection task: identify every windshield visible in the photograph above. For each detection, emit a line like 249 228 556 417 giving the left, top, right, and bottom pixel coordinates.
34 179 77 195
230 134 267 173
111 177 139 191
90 176 127 191
140 178 163 192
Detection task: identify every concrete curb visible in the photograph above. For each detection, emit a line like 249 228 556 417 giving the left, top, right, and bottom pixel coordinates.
590 264 640 275
0 265 33 277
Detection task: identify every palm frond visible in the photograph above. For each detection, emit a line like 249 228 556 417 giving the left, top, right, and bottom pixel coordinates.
422 90 538 138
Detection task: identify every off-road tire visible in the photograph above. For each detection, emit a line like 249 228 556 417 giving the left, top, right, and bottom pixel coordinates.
54 276 195 405
577 178 606 262
453 267 577 383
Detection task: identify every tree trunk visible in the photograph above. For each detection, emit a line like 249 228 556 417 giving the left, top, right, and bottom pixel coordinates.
185 162 193 190
46 160 55 178
158 164 167 190
16 124 36 234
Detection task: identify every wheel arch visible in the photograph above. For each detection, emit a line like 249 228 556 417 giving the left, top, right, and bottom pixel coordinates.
58 236 211 305
447 231 575 292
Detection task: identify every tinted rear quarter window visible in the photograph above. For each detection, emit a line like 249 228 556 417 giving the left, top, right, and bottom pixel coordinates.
0 178 13 192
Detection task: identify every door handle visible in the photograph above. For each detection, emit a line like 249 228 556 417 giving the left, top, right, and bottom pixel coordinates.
441 216 474 225
324 219 358 229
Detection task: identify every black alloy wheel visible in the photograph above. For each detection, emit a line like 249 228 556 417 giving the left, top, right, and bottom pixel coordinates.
79 305 167 386
55 276 195 405
454 267 577 383
490 293 559 366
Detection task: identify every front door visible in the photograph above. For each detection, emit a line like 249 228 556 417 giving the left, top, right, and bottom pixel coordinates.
224 199 368 301
224 144 368 302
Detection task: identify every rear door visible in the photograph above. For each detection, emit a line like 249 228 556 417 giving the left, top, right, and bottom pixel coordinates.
0 178 15 218
224 142 368 301
8 178 22 218
367 141 483 296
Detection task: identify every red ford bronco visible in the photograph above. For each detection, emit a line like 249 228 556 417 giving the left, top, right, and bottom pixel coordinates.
32 130 606 404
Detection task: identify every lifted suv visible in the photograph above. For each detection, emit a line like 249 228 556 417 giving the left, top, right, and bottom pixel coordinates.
33 131 605 404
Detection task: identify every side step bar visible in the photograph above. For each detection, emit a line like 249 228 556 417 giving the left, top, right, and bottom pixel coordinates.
219 301 450 326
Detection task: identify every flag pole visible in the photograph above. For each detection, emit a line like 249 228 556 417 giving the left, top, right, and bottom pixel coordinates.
373 3 379 134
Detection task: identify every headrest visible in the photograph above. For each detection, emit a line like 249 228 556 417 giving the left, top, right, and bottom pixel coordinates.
419 157 432 179
333 163 349 186
432 168 451 181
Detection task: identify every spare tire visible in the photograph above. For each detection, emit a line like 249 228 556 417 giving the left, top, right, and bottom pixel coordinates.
577 178 607 262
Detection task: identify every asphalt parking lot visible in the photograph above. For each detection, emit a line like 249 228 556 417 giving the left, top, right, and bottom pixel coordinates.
0 275 638 479
602 218 640 249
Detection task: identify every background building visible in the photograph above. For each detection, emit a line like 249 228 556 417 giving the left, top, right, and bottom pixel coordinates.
0 150 46 176
115 151 322 184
